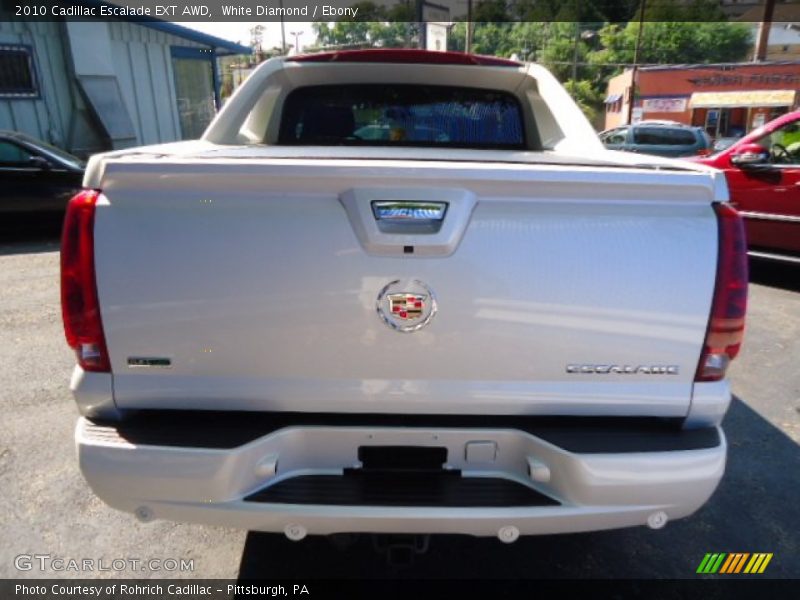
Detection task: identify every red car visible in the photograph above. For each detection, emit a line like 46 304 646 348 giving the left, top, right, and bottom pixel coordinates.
693 110 800 262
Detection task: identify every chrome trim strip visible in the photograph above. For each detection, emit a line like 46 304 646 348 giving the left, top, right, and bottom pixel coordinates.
739 210 800 224
748 250 800 265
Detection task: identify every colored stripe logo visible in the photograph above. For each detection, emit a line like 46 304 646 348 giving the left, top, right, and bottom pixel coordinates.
697 553 773 574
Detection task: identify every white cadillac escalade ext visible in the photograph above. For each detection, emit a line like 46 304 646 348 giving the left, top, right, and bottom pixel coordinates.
62 50 747 543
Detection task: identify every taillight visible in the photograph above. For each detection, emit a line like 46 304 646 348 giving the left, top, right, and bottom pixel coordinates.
61 190 110 372
696 148 712 156
695 203 748 382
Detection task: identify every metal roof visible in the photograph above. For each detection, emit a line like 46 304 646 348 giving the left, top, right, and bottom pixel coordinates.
639 60 800 72
80 1 250 55
142 22 250 56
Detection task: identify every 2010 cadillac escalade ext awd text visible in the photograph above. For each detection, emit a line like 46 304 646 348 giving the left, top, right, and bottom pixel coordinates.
62 50 747 542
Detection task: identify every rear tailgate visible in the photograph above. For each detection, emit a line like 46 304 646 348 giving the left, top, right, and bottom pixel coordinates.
93 156 719 416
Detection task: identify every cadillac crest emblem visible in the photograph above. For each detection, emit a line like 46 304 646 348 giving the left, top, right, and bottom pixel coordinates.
376 280 437 332
387 293 426 320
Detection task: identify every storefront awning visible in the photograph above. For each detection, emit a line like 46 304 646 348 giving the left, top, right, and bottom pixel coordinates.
689 90 796 108
603 93 622 104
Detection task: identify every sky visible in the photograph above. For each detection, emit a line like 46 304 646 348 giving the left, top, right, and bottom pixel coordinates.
182 21 316 53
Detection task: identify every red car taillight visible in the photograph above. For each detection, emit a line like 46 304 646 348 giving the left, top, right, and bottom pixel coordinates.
695 203 748 382
61 190 110 372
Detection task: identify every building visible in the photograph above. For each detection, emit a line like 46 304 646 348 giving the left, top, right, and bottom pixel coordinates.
747 22 800 61
604 61 800 137
737 1 800 56
0 15 249 156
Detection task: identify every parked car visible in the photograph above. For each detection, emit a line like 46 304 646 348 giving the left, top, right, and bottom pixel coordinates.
599 121 712 157
691 110 800 261
67 50 744 543
0 131 84 216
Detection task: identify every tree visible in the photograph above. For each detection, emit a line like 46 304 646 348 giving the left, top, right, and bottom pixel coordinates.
507 22 553 61
498 0 639 22
471 0 511 22
539 22 597 81
449 22 516 56
563 79 603 123
312 21 368 47
641 0 728 22
590 21 752 67
312 2 419 49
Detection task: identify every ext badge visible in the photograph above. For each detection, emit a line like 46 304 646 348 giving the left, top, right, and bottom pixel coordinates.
376 280 437 332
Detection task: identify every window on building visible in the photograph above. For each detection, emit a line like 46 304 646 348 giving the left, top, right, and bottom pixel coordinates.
0 45 37 97
171 48 217 140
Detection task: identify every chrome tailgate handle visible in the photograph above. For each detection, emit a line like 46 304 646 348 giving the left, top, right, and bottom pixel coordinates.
340 188 476 257
372 201 448 234
372 201 447 221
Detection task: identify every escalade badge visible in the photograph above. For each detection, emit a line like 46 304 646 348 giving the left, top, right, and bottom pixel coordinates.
376 279 437 332
566 364 679 375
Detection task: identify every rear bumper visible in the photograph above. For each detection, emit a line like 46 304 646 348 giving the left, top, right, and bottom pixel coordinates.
76 414 726 537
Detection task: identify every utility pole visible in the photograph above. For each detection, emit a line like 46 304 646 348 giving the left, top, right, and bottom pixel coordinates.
571 21 581 82
627 0 646 125
290 31 303 54
249 25 264 63
279 0 286 54
570 0 581 81
754 0 776 62
465 0 473 54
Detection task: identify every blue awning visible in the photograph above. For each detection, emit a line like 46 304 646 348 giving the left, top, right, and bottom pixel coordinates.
604 94 622 104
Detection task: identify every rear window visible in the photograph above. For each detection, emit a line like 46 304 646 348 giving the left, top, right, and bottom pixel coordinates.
278 85 527 149
633 127 697 146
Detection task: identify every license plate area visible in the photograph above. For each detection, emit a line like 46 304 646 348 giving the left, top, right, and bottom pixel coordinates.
353 445 451 474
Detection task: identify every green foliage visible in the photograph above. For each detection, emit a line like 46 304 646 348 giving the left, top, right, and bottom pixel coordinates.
510 0 637 22
592 20 752 66
642 0 728 21
311 2 418 49
471 0 511 22
563 79 603 123
312 21 369 47
448 22 517 56
538 22 595 81
449 22 564 60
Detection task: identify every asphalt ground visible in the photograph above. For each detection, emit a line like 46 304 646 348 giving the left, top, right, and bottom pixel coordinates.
0 220 798 582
